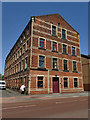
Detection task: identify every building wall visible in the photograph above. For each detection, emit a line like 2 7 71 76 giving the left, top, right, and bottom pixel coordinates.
4 22 31 91
29 14 83 95
81 55 90 91
4 14 83 95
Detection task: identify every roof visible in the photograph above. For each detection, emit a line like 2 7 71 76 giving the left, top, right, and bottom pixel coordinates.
81 54 90 59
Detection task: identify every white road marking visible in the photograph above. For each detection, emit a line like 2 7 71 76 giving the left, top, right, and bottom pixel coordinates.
2 104 36 110
72 96 79 97
56 99 88 104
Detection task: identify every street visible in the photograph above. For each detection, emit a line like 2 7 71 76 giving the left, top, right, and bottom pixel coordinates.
1 89 89 118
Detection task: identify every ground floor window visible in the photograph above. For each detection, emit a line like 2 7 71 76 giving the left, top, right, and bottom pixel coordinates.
37 76 43 88
74 78 78 88
63 77 68 88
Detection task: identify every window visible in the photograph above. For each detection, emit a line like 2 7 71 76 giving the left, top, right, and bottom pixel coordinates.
52 58 57 69
23 44 26 52
52 42 57 51
72 47 75 56
63 60 68 71
20 48 22 55
64 77 68 88
25 57 28 69
73 61 77 71
39 38 45 49
26 40 29 50
23 33 26 40
63 44 67 54
18 51 19 58
15 65 16 73
27 40 29 46
39 56 45 68
58 23 60 27
62 29 66 39
74 78 78 87
37 76 43 88
17 64 18 72
19 62 21 71
52 25 56 36
21 60 24 70
16 53 17 60
14 56 15 61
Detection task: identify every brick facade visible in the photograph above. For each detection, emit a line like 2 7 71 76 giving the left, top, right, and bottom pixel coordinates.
4 14 83 95
81 54 90 91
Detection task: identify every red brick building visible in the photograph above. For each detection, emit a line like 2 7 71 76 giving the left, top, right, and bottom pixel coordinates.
4 14 84 95
81 54 90 91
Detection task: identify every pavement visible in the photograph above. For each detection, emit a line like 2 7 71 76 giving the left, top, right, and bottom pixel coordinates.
0 88 89 103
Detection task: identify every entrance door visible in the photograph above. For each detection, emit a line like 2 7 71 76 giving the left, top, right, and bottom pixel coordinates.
53 77 59 93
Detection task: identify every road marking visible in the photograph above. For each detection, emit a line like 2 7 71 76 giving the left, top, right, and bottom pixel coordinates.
56 99 88 104
2 104 36 110
72 96 79 97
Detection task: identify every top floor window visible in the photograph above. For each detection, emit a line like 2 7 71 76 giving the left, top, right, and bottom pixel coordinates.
52 25 56 36
52 42 57 51
72 47 75 56
62 29 66 39
58 23 60 27
39 38 45 49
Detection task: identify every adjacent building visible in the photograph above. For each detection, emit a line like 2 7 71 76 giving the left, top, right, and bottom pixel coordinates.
81 54 90 91
4 14 83 95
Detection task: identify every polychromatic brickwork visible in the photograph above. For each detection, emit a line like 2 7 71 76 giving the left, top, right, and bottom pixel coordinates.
4 14 83 94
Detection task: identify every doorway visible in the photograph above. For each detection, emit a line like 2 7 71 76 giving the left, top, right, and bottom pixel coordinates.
53 77 59 93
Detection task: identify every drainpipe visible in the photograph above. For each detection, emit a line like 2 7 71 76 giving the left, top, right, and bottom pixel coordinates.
48 70 49 94
28 17 34 94
79 34 84 92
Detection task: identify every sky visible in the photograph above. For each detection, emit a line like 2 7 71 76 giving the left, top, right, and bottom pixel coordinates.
2 2 88 75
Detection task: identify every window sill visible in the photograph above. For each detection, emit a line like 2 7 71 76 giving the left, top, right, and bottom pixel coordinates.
72 70 78 73
37 87 43 89
72 55 77 57
64 87 68 89
52 35 58 38
24 68 27 71
62 38 67 40
22 53 24 56
52 68 59 71
38 47 46 50
38 67 47 71
62 53 68 55
52 50 58 53
63 70 69 72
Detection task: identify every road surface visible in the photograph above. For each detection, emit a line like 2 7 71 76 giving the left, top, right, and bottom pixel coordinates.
2 96 88 118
